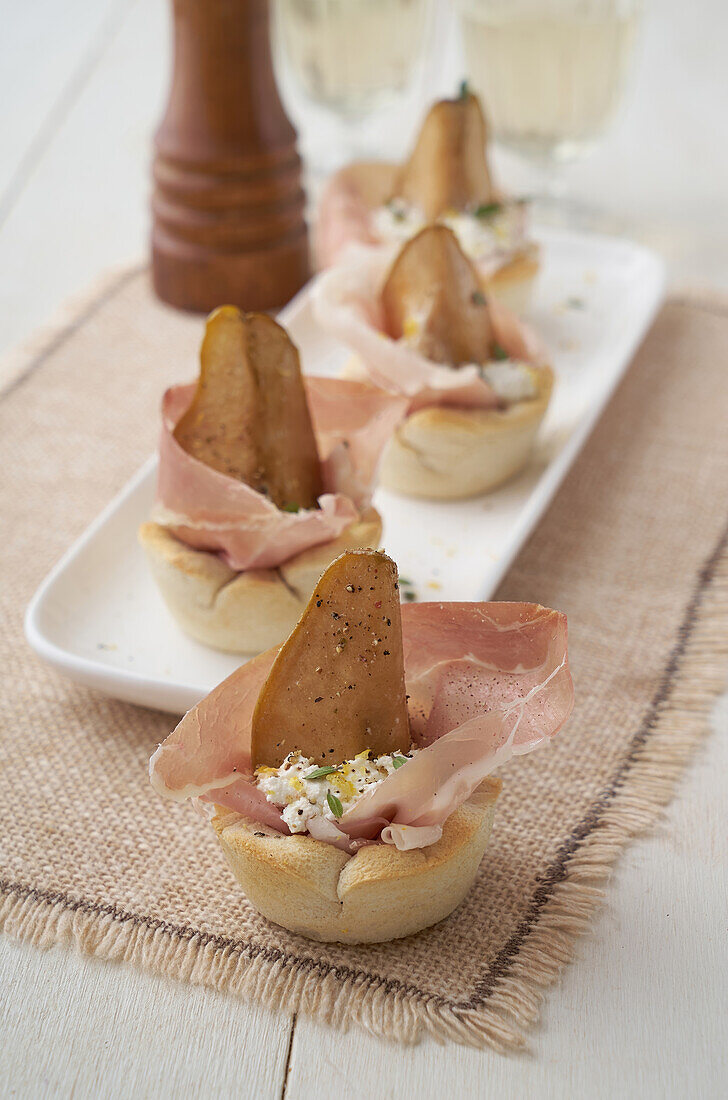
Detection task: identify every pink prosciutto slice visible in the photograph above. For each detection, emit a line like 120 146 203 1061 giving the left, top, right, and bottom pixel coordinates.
340 603 572 842
149 647 277 801
312 244 544 412
150 601 573 852
152 378 405 572
314 167 382 270
308 377 407 506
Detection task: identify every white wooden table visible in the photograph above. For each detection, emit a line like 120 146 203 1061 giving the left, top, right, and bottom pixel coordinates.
2 3 727 1095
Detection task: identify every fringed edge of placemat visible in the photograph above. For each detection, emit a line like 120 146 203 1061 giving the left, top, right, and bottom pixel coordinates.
3 523 726 1050
477 521 728 1047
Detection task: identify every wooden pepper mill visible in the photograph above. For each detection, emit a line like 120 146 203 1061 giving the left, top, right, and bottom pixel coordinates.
152 0 310 313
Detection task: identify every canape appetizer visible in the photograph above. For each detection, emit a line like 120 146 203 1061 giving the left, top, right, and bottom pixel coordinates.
150 549 573 944
316 88 539 312
139 308 405 653
313 225 553 501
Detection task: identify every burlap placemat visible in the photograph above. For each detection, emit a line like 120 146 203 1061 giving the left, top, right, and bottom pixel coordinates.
1 270 727 1050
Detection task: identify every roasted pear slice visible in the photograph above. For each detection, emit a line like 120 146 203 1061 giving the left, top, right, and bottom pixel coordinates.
174 306 323 511
174 306 258 484
251 550 410 768
246 313 324 511
392 92 494 220
381 225 494 366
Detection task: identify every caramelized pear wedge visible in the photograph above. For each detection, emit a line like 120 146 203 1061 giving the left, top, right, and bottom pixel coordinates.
173 307 323 511
173 306 258 484
251 550 410 768
392 92 494 220
381 225 494 366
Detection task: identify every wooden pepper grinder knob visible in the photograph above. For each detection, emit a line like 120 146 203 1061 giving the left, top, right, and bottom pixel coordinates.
152 0 310 313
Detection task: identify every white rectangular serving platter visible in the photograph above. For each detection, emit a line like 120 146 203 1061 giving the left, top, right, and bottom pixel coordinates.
25 227 664 715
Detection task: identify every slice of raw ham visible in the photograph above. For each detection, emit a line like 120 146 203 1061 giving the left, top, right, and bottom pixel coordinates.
152 378 405 572
314 169 381 270
308 377 407 508
150 601 573 851
149 647 277 801
312 244 544 412
340 603 573 842
202 779 289 833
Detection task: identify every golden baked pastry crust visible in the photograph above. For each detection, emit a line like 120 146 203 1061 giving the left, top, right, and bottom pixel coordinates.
211 778 501 944
379 366 553 500
139 507 382 654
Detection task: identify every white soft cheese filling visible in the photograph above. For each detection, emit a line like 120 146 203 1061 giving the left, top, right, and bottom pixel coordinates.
371 199 528 264
255 749 417 834
475 360 538 403
396 318 539 405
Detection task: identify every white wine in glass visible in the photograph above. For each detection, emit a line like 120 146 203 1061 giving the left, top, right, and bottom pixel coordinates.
272 0 434 173
457 0 642 165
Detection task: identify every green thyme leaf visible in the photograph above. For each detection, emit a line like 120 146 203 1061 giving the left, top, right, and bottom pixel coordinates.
567 296 585 309
392 755 408 769
280 502 300 513
326 789 344 818
458 79 470 100
491 341 509 361
398 576 417 602
474 202 502 219
386 199 406 222
305 765 340 780
471 289 487 306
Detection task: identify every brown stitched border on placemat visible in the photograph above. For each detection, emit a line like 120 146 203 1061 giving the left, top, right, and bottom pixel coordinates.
1 272 727 1050
3 511 727 1005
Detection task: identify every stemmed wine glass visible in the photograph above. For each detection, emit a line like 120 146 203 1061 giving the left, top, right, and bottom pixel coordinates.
271 0 436 179
455 0 644 224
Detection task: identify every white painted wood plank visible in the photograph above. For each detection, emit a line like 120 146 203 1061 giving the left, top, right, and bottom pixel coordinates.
285 692 728 1100
0 0 168 357
0 936 293 1099
0 0 128 215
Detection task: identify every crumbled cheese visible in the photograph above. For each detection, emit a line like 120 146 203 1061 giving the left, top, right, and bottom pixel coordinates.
254 748 416 834
477 360 538 404
400 324 537 405
371 198 528 266
371 198 426 245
